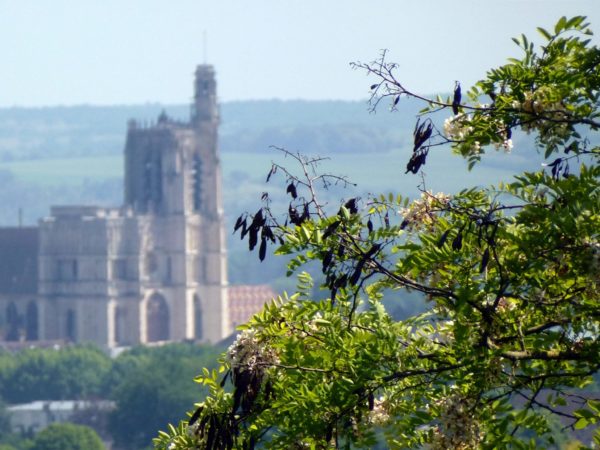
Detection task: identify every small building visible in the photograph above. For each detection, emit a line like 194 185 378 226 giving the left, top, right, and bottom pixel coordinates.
7 400 116 435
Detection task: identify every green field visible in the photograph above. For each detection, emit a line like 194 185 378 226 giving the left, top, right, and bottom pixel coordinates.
0 148 531 196
0 155 123 185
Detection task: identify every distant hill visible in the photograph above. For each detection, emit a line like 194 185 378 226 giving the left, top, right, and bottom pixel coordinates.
0 99 418 162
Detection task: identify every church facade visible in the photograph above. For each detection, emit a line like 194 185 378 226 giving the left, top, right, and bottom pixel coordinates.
0 65 235 348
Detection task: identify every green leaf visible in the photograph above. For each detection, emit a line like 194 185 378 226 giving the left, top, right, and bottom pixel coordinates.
537 27 552 41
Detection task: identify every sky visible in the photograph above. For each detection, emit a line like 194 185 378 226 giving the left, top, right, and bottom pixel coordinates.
0 0 598 106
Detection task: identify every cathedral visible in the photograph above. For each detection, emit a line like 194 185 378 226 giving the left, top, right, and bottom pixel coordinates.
0 65 266 349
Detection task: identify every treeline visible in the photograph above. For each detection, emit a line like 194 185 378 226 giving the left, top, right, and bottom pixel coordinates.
0 343 220 450
0 100 413 162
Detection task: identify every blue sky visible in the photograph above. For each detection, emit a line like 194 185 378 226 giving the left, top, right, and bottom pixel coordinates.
0 0 598 106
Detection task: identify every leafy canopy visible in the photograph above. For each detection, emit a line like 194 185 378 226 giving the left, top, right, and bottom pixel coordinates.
156 16 600 450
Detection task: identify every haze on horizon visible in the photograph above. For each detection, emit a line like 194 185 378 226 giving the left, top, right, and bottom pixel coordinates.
0 0 598 107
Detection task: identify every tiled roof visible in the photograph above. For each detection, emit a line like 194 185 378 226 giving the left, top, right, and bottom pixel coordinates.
228 284 278 330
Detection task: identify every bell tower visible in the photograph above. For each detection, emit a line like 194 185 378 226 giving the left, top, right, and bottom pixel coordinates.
192 65 219 125
119 65 229 344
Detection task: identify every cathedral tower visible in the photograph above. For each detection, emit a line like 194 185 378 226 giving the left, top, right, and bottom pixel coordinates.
121 64 229 344
37 65 229 348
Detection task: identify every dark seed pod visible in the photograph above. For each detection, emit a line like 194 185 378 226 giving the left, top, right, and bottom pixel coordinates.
289 204 301 225
452 81 462 115
479 248 490 273
350 259 366 286
259 237 267 261
365 243 381 259
240 220 249 240
249 226 258 251
250 208 265 228
322 250 334 273
323 220 341 240
437 229 450 248
189 406 203 426
266 166 275 182
344 198 358 214
219 370 230 388
286 182 298 199
452 232 463 251
233 215 245 233
300 203 310 223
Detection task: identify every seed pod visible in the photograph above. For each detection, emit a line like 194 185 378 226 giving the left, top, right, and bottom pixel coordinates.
259 237 267 261
479 248 490 273
452 81 462 115
452 232 463 251
437 229 450 248
286 182 298 199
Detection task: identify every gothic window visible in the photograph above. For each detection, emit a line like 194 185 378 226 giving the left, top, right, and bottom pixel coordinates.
113 259 127 280
141 154 163 211
58 259 78 281
144 252 158 276
194 294 202 340
25 301 38 341
146 293 169 342
66 309 77 341
5 302 19 341
192 154 202 211
114 307 126 345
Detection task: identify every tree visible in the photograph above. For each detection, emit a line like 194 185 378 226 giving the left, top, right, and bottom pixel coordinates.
30 423 103 450
0 346 111 403
155 16 600 449
109 344 219 450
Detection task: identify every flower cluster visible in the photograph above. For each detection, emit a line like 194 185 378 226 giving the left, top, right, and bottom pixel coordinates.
399 191 451 231
226 328 279 373
367 397 390 426
514 89 573 141
430 394 483 450
444 113 513 155
443 113 473 141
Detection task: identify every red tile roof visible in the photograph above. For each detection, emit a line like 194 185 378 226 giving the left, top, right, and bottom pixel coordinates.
228 285 278 330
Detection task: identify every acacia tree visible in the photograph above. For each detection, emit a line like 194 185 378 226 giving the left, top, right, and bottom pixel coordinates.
156 16 600 449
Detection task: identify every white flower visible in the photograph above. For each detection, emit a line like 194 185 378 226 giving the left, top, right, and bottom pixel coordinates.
431 394 483 450
368 397 390 425
226 328 279 372
399 191 451 230
443 114 473 141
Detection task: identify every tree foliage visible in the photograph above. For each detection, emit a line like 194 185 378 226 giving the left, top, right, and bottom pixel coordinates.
109 344 219 450
29 423 103 450
0 346 111 403
156 17 600 449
